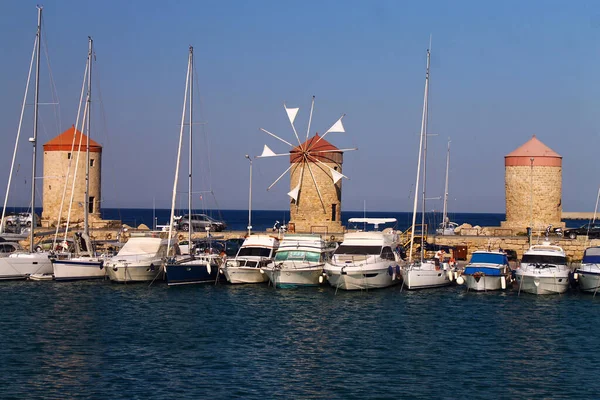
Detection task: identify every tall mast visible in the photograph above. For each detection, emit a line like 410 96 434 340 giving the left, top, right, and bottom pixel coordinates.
419 48 430 263
84 36 92 236
30 6 42 252
442 138 450 230
408 47 430 264
188 46 193 245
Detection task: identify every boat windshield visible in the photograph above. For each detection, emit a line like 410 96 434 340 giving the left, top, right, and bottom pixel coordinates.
469 253 508 265
237 247 271 258
335 245 381 255
522 254 567 265
275 251 320 262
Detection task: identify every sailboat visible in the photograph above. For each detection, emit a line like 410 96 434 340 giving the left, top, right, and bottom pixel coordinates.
401 46 452 290
51 37 105 281
163 46 223 286
436 139 458 235
0 7 54 279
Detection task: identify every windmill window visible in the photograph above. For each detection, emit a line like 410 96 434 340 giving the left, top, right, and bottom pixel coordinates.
332 204 337 221
88 196 94 213
90 159 95 167
67 153 72 159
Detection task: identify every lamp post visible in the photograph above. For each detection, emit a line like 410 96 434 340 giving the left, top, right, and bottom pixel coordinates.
530 157 534 244
245 154 253 236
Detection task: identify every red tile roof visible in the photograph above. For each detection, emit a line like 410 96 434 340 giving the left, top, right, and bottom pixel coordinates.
43 125 102 153
505 135 561 167
290 133 340 163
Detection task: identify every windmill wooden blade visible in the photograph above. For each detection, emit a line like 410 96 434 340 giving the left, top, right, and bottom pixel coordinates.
260 128 293 147
267 163 294 191
305 157 326 212
284 103 303 147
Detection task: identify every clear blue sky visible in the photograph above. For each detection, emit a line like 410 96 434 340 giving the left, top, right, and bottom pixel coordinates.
1 0 599 213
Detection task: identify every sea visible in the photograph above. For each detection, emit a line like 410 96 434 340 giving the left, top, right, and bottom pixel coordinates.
0 209 598 399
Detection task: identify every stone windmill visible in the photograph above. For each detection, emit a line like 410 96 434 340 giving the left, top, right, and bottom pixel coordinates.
257 97 356 233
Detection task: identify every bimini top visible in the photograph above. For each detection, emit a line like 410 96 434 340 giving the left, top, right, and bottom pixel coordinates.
116 236 173 257
348 218 397 231
279 234 327 251
341 231 398 248
468 251 509 266
43 125 102 153
242 235 279 249
505 135 561 167
525 243 566 257
583 246 600 264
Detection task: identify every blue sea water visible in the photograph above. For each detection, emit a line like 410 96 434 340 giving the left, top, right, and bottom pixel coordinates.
1 280 599 399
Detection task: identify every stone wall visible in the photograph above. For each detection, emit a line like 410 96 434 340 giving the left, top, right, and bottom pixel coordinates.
435 234 596 262
42 149 102 225
502 165 562 231
289 157 343 234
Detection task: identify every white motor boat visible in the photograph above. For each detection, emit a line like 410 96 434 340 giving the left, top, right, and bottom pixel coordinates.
222 235 279 284
574 246 600 293
515 242 569 295
458 250 511 291
105 234 177 283
262 234 336 288
324 218 402 291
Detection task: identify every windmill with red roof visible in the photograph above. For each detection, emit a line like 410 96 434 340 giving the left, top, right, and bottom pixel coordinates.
257 97 356 233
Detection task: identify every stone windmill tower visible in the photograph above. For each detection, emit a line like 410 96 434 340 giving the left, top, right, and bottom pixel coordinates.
258 97 355 234
42 125 102 225
501 135 562 232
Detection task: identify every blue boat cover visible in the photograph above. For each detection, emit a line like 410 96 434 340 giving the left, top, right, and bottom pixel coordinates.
469 252 509 265
463 266 503 276
583 247 600 264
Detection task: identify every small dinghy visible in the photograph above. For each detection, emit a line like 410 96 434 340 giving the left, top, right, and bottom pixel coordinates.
29 273 55 281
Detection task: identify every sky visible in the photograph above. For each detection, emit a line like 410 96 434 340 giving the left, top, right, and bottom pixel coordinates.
1 0 599 213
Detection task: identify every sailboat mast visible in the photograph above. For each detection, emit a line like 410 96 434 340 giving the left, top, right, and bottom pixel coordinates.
419 48 430 263
188 46 193 245
30 6 42 252
442 139 450 230
408 48 429 264
84 37 92 236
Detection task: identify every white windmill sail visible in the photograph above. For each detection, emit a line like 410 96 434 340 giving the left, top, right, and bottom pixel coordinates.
259 144 277 158
288 183 300 202
325 116 345 134
285 106 299 125
331 168 344 184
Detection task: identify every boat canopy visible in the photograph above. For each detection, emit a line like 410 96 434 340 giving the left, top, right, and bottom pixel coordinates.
583 247 600 264
469 252 509 265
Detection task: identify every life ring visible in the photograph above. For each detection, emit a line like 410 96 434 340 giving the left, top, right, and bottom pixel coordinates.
105 233 112 240
330 235 335 241
178 234 184 241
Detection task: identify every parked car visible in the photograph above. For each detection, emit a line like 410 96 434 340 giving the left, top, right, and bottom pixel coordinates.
2 212 41 227
35 238 76 252
177 214 226 232
563 223 600 240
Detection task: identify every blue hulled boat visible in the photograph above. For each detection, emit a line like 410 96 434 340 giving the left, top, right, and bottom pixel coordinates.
459 250 511 291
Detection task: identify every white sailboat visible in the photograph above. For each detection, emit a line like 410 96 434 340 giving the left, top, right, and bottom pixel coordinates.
401 45 452 290
51 37 105 281
436 139 458 235
0 7 53 279
164 46 225 286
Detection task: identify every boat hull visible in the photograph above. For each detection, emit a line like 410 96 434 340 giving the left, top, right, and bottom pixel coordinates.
262 265 323 288
464 275 505 291
401 267 450 290
52 259 105 281
515 272 569 295
324 264 399 290
106 263 163 283
0 253 53 280
575 268 600 293
166 258 223 286
223 267 268 284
